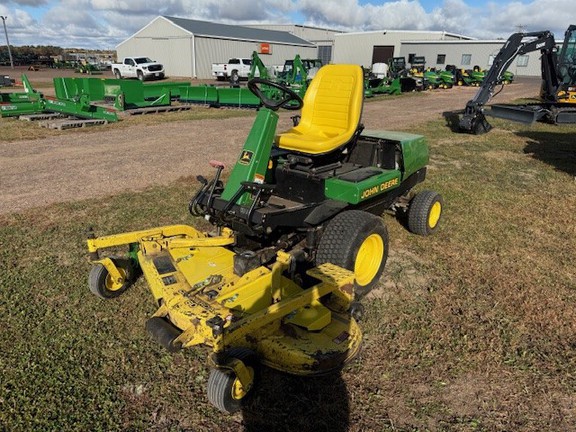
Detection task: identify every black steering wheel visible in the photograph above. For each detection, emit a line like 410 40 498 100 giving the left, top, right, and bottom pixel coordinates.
247 78 303 111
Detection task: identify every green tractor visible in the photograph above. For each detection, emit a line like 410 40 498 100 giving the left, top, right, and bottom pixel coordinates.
86 65 443 413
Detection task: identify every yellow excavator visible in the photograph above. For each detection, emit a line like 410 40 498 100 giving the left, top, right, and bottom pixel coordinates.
459 25 576 134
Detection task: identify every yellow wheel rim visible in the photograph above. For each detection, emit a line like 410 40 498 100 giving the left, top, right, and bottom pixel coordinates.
354 234 384 287
231 366 254 400
428 201 442 229
105 268 126 292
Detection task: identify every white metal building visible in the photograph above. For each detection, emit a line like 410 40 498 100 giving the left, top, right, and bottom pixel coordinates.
117 18 547 79
116 16 317 79
399 40 543 76
332 30 473 67
245 24 343 64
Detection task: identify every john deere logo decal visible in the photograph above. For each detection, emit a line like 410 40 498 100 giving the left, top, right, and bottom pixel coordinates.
239 150 253 165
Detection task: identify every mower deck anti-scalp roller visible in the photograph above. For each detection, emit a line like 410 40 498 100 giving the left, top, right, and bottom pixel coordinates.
86 64 443 414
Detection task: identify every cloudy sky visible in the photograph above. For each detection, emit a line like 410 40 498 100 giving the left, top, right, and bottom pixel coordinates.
0 0 574 49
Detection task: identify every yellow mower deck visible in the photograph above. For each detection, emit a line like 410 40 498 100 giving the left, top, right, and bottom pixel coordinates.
88 224 362 375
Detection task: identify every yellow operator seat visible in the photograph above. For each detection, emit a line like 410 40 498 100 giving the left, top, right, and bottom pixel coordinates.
275 64 364 155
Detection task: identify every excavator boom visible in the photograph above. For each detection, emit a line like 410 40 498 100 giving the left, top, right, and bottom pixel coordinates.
459 25 576 134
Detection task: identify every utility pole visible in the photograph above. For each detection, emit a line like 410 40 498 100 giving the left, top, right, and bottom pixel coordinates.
515 24 526 34
0 15 14 69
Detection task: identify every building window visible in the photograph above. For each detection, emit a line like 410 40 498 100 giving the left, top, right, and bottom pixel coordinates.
318 45 332 65
517 55 529 67
461 54 472 65
408 53 416 63
436 54 446 64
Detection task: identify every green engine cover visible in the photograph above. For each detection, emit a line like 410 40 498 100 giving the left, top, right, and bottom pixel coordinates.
361 130 429 180
325 130 429 205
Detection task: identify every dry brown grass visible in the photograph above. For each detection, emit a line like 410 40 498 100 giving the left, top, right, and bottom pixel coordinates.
0 106 252 142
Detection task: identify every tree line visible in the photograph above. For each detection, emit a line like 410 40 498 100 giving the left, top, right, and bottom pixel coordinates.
0 45 113 66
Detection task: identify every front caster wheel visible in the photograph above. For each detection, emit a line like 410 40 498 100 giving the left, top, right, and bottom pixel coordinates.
349 302 365 321
88 257 135 299
207 348 259 414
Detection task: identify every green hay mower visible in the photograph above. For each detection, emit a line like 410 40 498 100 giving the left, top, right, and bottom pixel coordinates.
86 64 443 413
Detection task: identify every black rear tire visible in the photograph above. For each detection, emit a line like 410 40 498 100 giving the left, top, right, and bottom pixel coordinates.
229 70 240 87
114 69 122 79
316 210 389 299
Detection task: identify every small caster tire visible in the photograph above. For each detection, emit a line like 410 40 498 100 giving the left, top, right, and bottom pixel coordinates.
207 348 259 414
349 302 365 321
88 257 135 299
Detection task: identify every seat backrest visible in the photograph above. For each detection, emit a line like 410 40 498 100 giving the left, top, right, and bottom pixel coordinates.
276 64 364 155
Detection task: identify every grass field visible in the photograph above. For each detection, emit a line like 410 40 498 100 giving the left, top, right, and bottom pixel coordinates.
1 116 575 431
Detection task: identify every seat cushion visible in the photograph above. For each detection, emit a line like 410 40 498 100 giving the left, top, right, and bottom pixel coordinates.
276 64 364 155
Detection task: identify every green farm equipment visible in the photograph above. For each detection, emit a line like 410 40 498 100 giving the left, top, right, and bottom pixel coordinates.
276 55 322 99
86 64 443 413
388 57 419 92
0 74 118 122
76 63 103 75
437 69 455 88
449 65 485 86
43 95 118 122
409 57 450 90
364 64 402 97
180 51 269 108
248 51 272 81
179 85 220 106
499 70 514 85
53 77 182 111
0 75 44 117
364 76 402 97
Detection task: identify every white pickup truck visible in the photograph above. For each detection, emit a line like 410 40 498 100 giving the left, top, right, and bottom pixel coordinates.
111 57 165 81
211 58 252 81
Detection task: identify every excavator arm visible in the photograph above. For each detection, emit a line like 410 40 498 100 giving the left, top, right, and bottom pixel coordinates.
459 30 558 134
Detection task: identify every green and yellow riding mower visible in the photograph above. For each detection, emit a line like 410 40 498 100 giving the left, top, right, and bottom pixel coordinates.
86 64 443 413
452 65 486 87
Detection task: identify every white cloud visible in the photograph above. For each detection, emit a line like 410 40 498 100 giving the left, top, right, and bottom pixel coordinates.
298 0 432 31
2 0 576 49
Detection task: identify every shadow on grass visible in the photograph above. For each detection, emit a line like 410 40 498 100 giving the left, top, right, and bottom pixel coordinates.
518 130 576 176
242 367 349 432
442 110 464 133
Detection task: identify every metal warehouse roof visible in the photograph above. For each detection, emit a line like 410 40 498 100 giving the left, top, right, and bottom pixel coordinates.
163 16 316 46
335 29 474 40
